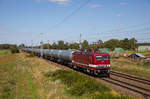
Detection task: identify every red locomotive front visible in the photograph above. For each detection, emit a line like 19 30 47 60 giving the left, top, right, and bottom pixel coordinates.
72 52 110 77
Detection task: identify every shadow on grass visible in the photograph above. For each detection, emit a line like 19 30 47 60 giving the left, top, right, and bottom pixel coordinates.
26 54 35 58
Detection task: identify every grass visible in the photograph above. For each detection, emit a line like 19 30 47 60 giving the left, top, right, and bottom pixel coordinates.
111 57 150 79
26 54 35 58
0 50 11 56
0 51 38 99
0 50 133 99
138 51 150 57
45 70 132 99
0 50 74 99
126 50 150 57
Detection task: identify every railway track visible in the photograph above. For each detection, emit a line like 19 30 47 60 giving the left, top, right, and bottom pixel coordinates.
111 71 150 85
101 71 150 99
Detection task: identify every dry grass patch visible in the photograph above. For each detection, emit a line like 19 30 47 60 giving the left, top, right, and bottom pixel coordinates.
20 52 73 99
111 57 150 79
0 55 17 64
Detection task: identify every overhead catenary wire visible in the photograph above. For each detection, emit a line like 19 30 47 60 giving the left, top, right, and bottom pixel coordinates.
86 30 150 40
84 26 150 41
86 22 150 36
60 23 150 43
48 0 91 31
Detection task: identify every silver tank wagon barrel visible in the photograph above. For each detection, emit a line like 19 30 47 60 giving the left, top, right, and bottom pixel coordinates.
22 48 75 62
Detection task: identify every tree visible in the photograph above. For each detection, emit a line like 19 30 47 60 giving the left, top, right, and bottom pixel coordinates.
10 45 19 53
52 42 57 49
43 43 51 49
58 40 65 49
64 42 69 49
69 43 79 50
88 44 97 52
19 43 25 48
129 38 137 50
103 39 120 50
120 38 130 50
0 44 9 49
82 40 89 51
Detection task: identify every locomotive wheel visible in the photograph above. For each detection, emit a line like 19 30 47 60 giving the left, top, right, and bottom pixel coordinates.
107 73 110 78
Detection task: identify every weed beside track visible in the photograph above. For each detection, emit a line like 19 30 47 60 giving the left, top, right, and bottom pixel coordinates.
45 69 131 99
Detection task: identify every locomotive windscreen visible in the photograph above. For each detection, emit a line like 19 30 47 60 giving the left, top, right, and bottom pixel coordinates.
96 55 109 60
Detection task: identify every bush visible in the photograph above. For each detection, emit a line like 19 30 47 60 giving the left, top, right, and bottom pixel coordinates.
9 46 19 54
26 54 34 58
44 71 52 77
47 70 131 98
51 70 110 95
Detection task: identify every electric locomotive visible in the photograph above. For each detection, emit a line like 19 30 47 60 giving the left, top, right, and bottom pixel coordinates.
72 52 110 77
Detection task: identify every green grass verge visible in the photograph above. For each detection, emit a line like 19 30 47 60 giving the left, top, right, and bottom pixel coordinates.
45 70 131 99
0 50 11 56
0 52 38 99
26 54 35 58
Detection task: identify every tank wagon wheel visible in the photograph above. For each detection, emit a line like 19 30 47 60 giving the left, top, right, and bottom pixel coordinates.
107 73 110 78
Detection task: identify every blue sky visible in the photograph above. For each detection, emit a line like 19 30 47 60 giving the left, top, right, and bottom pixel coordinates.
0 0 150 45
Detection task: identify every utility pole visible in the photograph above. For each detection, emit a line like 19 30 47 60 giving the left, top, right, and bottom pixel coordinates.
47 40 50 49
79 33 82 50
31 40 33 54
40 33 43 58
132 32 136 51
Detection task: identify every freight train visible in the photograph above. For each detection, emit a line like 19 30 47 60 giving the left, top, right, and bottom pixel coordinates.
22 48 110 77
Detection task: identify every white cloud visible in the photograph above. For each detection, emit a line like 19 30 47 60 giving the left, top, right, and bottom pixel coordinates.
37 0 41 2
89 4 101 8
116 14 121 17
120 2 128 5
35 0 71 5
49 0 71 5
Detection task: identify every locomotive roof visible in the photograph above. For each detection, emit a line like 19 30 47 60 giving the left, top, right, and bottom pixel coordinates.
73 51 109 55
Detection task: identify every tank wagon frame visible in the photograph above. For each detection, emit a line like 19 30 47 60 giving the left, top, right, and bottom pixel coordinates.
22 48 110 77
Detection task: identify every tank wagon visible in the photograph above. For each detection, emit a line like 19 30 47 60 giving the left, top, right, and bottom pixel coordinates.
22 48 110 77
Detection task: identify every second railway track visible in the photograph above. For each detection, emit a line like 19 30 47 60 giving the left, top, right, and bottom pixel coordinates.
111 71 150 85
101 71 150 99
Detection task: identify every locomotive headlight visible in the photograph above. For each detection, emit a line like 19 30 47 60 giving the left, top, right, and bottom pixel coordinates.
107 65 110 67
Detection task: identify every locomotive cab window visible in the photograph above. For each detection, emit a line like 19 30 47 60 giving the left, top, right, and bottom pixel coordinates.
96 55 109 60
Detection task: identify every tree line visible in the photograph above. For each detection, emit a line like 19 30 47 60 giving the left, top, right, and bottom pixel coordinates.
0 44 19 53
20 38 137 51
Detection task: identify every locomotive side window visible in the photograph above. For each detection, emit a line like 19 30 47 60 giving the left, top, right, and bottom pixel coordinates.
96 55 108 60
